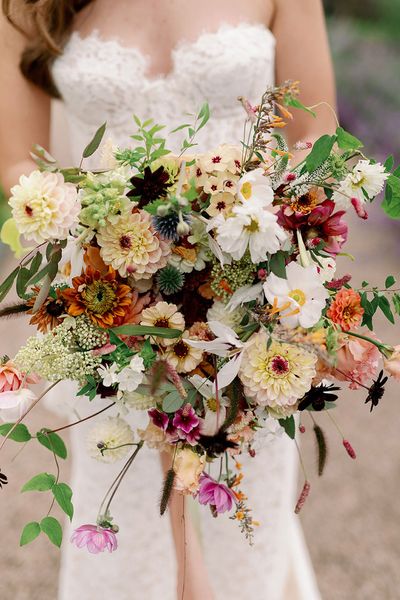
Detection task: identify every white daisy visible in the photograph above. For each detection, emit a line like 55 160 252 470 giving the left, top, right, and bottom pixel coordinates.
333 160 388 209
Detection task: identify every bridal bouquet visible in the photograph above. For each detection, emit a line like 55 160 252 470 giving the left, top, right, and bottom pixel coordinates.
0 81 399 551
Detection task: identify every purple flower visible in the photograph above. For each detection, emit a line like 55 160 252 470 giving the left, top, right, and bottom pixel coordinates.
184 425 201 446
71 524 118 554
172 403 199 434
148 408 169 431
198 473 236 514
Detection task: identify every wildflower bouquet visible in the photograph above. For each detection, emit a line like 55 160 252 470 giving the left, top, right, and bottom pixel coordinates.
0 81 399 551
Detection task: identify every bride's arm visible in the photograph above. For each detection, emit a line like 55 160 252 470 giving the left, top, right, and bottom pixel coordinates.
272 0 337 148
0 10 50 194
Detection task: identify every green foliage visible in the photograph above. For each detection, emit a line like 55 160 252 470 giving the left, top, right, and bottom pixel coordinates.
305 135 337 172
278 415 296 439
0 266 20 302
20 522 41 546
21 473 56 492
82 122 107 159
0 422 31 442
171 103 210 155
268 251 288 279
283 94 316 117
382 174 400 219
112 324 183 338
36 429 67 459
76 375 98 401
140 339 157 369
52 482 74 521
336 126 363 150
40 516 63 547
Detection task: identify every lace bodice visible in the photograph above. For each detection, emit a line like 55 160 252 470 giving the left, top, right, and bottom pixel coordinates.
52 22 276 160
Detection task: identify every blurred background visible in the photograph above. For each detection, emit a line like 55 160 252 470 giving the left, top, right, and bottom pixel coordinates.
1 3 400 599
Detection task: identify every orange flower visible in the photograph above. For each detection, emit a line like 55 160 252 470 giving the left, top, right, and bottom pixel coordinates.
62 266 131 328
27 287 67 333
327 288 364 331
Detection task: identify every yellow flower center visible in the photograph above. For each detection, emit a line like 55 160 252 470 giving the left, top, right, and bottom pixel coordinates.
244 218 259 233
241 181 252 200
288 288 306 306
206 397 218 412
81 280 117 314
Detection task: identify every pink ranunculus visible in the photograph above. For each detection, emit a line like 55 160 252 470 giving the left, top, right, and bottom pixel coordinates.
71 524 118 554
0 360 38 392
198 473 236 514
384 345 400 381
332 335 380 390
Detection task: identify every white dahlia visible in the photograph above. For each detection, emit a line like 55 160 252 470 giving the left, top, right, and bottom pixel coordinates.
332 160 388 209
140 301 185 346
239 331 317 415
97 209 171 279
9 170 80 243
87 416 134 463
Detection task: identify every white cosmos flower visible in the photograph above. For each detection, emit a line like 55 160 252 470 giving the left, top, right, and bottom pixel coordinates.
263 262 329 328
115 355 145 392
332 160 388 209
0 388 37 422
188 375 228 436
97 362 119 387
216 202 287 263
237 168 273 204
186 321 244 389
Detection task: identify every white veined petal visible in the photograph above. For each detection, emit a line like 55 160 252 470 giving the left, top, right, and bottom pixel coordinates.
213 353 243 390
207 321 239 345
226 282 264 312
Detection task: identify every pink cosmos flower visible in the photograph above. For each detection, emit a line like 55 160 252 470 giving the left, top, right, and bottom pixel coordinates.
71 524 118 554
278 199 348 254
198 473 236 514
172 403 199 435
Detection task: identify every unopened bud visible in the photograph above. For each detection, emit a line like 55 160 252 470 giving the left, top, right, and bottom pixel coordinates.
343 439 356 459
156 203 171 217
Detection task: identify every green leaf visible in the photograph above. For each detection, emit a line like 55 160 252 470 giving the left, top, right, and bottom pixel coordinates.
40 516 63 547
52 482 74 521
37 429 67 459
382 174 400 219
384 155 394 172
0 218 32 259
111 324 182 339
140 338 157 369
0 422 32 442
268 251 287 278
0 266 20 302
82 122 107 158
305 135 336 173
16 267 31 299
392 293 400 316
385 275 396 288
278 416 296 440
197 102 210 129
20 521 41 546
336 126 363 151
21 472 56 492
378 295 395 324
284 94 316 117
162 391 185 413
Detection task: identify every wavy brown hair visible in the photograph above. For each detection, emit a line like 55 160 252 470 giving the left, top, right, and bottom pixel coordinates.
2 0 94 97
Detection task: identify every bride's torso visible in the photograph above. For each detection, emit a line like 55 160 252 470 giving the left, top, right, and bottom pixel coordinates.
51 0 276 159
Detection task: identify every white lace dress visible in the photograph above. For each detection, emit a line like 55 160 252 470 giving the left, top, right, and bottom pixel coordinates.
51 22 321 600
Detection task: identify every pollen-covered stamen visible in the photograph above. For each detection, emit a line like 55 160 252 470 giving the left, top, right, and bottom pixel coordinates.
172 340 190 359
269 355 290 377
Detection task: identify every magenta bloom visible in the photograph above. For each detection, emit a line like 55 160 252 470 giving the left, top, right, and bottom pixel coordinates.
148 408 169 431
278 199 348 253
71 524 118 554
198 473 236 514
172 403 199 434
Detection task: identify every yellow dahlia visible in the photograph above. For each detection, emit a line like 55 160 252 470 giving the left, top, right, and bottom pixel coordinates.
140 301 185 346
239 331 317 415
97 209 170 280
164 331 203 373
62 265 131 328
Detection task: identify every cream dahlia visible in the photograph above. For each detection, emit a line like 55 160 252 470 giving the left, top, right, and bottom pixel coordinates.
140 301 185 346
87 416 134 463
97 209 170 279
164 332 203 373
332 160 388 208
239 331 317 416
9 170 80 243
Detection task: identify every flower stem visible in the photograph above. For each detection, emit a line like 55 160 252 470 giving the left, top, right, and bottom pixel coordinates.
49 402 116 434
346 330 393 358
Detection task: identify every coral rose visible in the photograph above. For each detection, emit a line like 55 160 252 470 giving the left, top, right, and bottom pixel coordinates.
332 335 380 389
383 345 400 381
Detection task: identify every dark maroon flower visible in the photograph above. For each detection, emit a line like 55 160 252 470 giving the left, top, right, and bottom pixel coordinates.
326 274 352 290
172 403 199 434
128 166 171 208
148 408 169 431
278 199 348 254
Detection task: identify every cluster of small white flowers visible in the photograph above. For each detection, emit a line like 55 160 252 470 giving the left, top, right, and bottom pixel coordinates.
97 355 145 393
14 324 102 382
66 315 108 350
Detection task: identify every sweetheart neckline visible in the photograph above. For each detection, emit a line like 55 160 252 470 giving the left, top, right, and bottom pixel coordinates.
63 21 276 84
